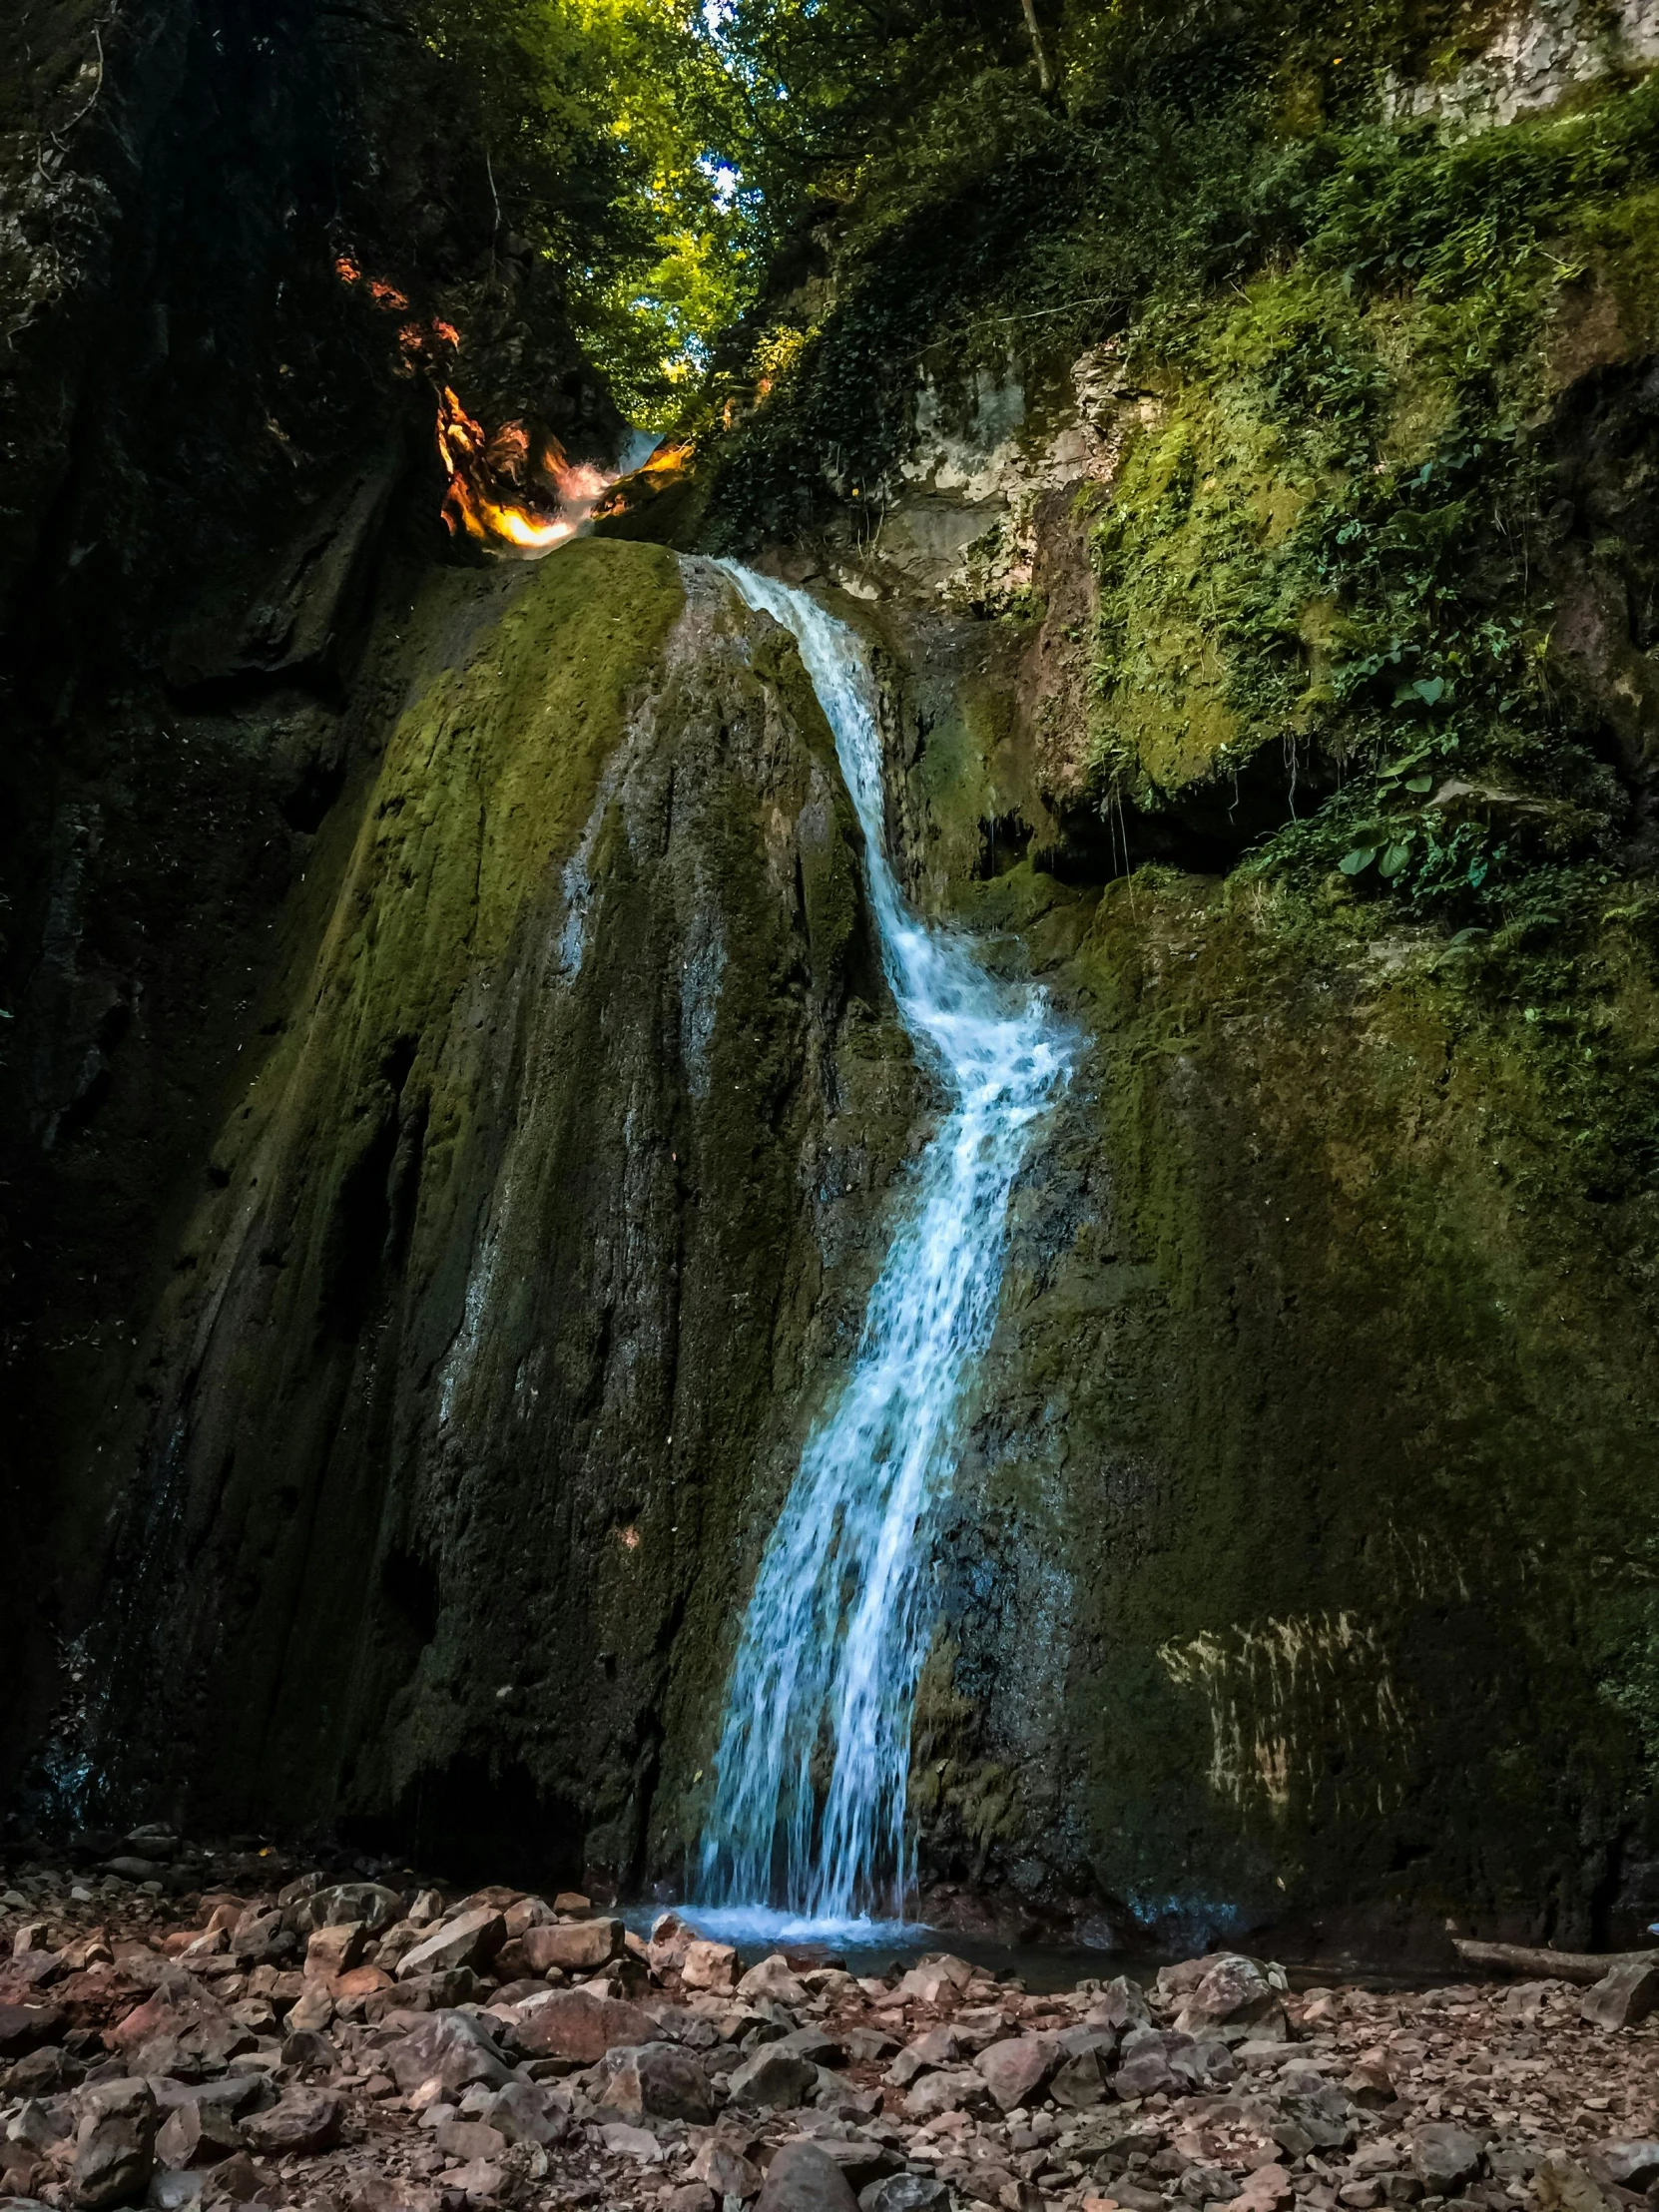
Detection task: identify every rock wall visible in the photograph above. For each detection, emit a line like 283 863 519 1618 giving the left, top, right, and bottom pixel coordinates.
0 0 615 1820
46 539 920 1889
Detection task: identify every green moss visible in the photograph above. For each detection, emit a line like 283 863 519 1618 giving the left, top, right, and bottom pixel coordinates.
977 861 1659 1928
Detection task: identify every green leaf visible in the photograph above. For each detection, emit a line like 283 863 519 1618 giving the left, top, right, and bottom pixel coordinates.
1405 774 1434 793
1413 676 1446 706
1339 846 1378 875
1379 840 1413 878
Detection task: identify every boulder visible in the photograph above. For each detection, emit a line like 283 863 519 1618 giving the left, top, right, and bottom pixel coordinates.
756 2140 860 2212
434 2119 507 2164
902 2066 991 2121
0 2002 67 2057
1534 2154 1612 2212
776 2025 842 2066
71 2077 156 2210
890 2026 959 2086
230 1914 290 1968
106 1972 254 2080
1114 2037 1178 2100
441 2153 506 2197
485 2079 568 2148
508 1986 660 2063
1173 1954 1281 2036
501 1897 555 1939
842 2028 899 2064
299 1884 403 1935
336 1963 393 2004
670 2189 719 2212
1581 1962 1659 2030
691 2137 763 2199
1051 2047 1107 2109
201 2150 263 2205
739 1953 811 2007
1411 2125 1484 2196
683 1938 742 1992
1232 2163 1295 2212
304 1922 365 1979
601 2122 666 2163
648 1912 698 1969
975 2033 1061 2112
795 2137 898 2190
381 2009 513 2095
1601 2143 1659 2190
730 2045 821 2108
516 1919 623 1975
280 2025 339 2071
7 2044 72 2095
599 2040 714 2124
286 1982 334 2034
894 1955 974 2006
395 1909 506 1981
155 2101 243 2168
858 2182 950 2212
243 2086 343 2156
2 1949 65 1992
368 1967 478 2016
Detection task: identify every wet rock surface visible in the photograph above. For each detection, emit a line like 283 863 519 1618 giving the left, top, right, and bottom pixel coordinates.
2 1871 1657 2212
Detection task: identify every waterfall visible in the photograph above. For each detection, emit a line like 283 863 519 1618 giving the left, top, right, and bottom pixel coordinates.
693 564 1076 1936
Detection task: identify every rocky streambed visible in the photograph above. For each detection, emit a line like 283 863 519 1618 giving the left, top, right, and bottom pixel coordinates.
2 1854 1658 2212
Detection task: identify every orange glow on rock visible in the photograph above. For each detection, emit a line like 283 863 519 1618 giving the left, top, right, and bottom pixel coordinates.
436 388 617 558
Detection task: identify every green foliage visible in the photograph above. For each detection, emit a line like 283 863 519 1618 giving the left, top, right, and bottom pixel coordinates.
406 0 759 423
1076 78 1659 925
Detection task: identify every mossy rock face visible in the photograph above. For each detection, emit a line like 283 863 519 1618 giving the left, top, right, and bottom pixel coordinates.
897 860 1659 1948
73 538 919 1881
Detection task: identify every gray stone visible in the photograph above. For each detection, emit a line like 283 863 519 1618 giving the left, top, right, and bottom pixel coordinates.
395 1908 506 1982
72 2078 157 2210
1051 2047 1107 2109
668 2188 718 2212
154 2101 242 2169
756 2140 861 2212
858 2181 950 2212
297 1883 403 1935
1581 1962 1659 2030
1174 1954 1280 2036
890 2028 961 2086
241 2086 343 2156
902 2067 992 2121
516 1919 624 1975
730 2045 821 2109
1093 1976 1152 2031
690 2137 763 2199
598 2040 714 2124
842 2029 899 2064
381 2008 512 2095
484 2079 568 2147
601 2122 666 2163
508 1986 659 2063
776 2024 842 2067
975 2033 1061 2112
1411 2126 1485 2196
433 2118 507 2164
1107 2186 1165 2212
1114 2047 1177 2100
1600 2142 1659 2190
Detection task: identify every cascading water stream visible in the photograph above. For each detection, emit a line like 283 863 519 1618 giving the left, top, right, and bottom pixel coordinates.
694 565 1076 1937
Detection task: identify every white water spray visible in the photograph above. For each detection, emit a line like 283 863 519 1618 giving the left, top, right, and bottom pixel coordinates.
695 565 1076 1936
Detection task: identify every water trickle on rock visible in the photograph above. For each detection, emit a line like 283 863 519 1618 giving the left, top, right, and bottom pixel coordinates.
695 564 1076 1936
